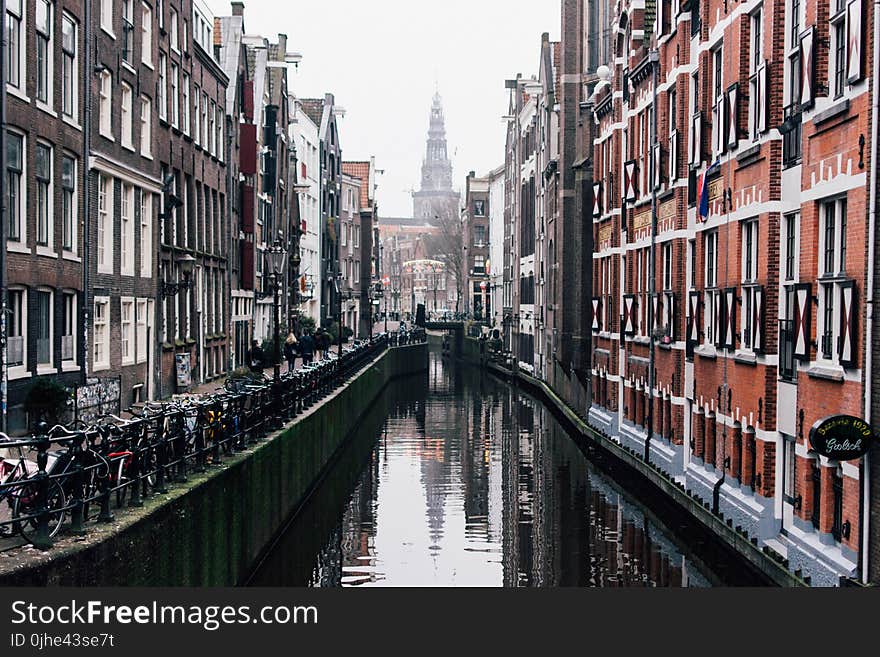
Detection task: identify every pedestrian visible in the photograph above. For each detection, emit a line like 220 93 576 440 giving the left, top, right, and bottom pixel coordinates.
284 332 298 372
318 328 332 358
299 330 315 366
248 339 265 375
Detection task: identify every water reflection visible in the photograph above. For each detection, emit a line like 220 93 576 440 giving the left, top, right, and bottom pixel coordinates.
249 352 724 587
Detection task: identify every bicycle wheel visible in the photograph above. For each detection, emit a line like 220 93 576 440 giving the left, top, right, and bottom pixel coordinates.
13 479 67 542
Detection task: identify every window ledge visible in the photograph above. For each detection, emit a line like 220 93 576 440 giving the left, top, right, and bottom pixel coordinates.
632 336 652 346
36 366 58 376
36 103 58 119
695 344 718 360
97 267 114 275
7 242 30 255
62 115 82 131
141 152 154 161
62 252 82 263
100 26 116 40
122 143 136 153
100 132 115 143
813 99 850 127
6 86 31 104
121 360 135 367
8 368 31 382
93 364 111 372
36 247 58 259
142 61 154 71
61 362 80 373
807 364 845 382
736 143 761 164
733 350 758 365
121 61 137 75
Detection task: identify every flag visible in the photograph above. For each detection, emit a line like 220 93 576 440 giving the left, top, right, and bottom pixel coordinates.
698 159 721 220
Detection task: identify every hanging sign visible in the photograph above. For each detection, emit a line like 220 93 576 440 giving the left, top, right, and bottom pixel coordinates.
809 415 873 461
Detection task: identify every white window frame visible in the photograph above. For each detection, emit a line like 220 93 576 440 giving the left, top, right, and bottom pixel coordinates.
121 82 134 149
6 0 26 93
783 212 800 283
121 297 135 365
121 184 135 275
7 288 28 378
830 0 848 99
99 70 113 139
35 142 53 250
98 175 114 273
170 63 179 128
100 0 115 37
6 131 25 245
61 154 77 254
121 0 134 64
61 291 77 367
712 45 724 156
35 0 54 106
741 219 760 353
61 13 78 120
93 296 111 371
140 191 153 278
141 3 153 67
170 6 179 52
35 288 54 372
158 53 167 121
140 95 152 157
136 299 148 363
193 84 201 146
704 231 719 346
817 197 848 364
182 73 190 135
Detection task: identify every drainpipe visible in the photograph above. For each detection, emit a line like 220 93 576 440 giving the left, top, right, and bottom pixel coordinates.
82 0 92 392
645 49 659 464
861 0 880 585
0 0 8 433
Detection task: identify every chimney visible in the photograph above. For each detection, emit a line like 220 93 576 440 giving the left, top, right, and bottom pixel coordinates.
231 1 244 17
277 34 287 60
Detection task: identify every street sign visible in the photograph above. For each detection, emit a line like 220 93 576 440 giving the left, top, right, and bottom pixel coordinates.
809 415 874 461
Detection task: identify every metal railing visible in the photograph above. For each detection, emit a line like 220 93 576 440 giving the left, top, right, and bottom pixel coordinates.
0 331 426 549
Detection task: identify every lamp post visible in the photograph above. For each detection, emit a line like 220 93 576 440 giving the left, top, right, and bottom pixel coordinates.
267 240 286 386
382 276 390 332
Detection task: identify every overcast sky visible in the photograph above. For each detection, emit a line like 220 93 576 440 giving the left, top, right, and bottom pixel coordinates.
206 0 560 217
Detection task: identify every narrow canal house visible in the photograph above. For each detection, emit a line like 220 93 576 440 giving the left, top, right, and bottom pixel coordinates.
87 0 163 409
342 160 379 339
4 0 87 432
587 0 874 585
217 2 257 371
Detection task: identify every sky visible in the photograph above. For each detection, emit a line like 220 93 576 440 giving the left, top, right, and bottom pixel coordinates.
206 0 560 217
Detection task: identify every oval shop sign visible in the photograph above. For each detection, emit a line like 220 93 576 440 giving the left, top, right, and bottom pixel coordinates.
809 415 874 461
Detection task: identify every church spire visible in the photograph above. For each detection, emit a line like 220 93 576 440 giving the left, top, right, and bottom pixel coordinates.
414 92 458 222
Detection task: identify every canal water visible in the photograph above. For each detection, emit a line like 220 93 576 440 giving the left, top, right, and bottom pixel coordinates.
249 350 756 587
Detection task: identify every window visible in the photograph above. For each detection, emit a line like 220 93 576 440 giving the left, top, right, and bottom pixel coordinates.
122 0 134 63
668 88 678 181
93 297 110 370
61 292 76 362
704 231 719 345
170 64 180 128
99 70 112 138
121 299 134 365
209 100 216 155
193 85 200 145
158 53 167 121
140 96 152 157
742 220 758 283
830 0 847 98
741 220 761 351
217 106 224 160
6 0 23 90
6 132 23 242
810 461 822 530
474 255 485 274
35 0 51 104
341 222 347 246
140 191 152 278
156 0 163 29
7 289 25 370
474 225 486 246
170 7 178 51
36 290 52 367
101 0 114 34
183 19 188 53
136 299 148 363
474 200 486 216
818 197 849 362
704 230 718 288
784 213 799 281
712 45 724 155
62 14 77 118
121 184 135 275
202 92 209 147
663 242 673 290
141 3 152 66
62 155 76 252
121 83 133 148
182 74 190 135
783 436 797 500
36 143 51 248
98 175 113 273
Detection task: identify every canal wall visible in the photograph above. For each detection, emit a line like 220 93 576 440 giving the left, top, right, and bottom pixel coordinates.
484 361 808 588
0 344 428 586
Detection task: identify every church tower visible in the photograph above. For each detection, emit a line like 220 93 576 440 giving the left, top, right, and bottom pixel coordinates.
413 92 459 223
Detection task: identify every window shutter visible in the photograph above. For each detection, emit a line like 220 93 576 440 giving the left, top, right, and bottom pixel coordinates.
670 131 679 181
592 297 601 332
653 143 662 190
690 112 702 165
240 123 257 175
757 62 769 133
593 182 603 217
792 283 812 360
724 287 737 349
240 183 254 233
687 290 700 357
664 291 676 340
753 286 765 353
847 0 864 84
727 83 739 149
624 160 638 202
799 27 815 108
240 241 254 290
623 295 637 335
242 80 254 122
838 280 857 367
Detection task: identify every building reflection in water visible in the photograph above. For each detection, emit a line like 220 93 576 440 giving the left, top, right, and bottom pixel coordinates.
277 352 716 587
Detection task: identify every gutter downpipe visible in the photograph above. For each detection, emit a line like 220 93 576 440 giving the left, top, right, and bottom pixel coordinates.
645 49 659 464
861 0 879 585
82 0 92 391
0 0 8 433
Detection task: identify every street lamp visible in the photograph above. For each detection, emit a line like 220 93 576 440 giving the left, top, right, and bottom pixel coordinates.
382 276 390 332
267 240 286 386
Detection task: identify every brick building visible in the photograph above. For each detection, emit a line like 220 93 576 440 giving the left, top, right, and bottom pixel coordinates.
463 171 491 320
4 0 87 432
155 0 229 395
587 0 873 585
342 160 378 338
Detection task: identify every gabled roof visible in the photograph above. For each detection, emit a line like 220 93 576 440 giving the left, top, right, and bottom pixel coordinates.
342 162 371 208
299 99 325 127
